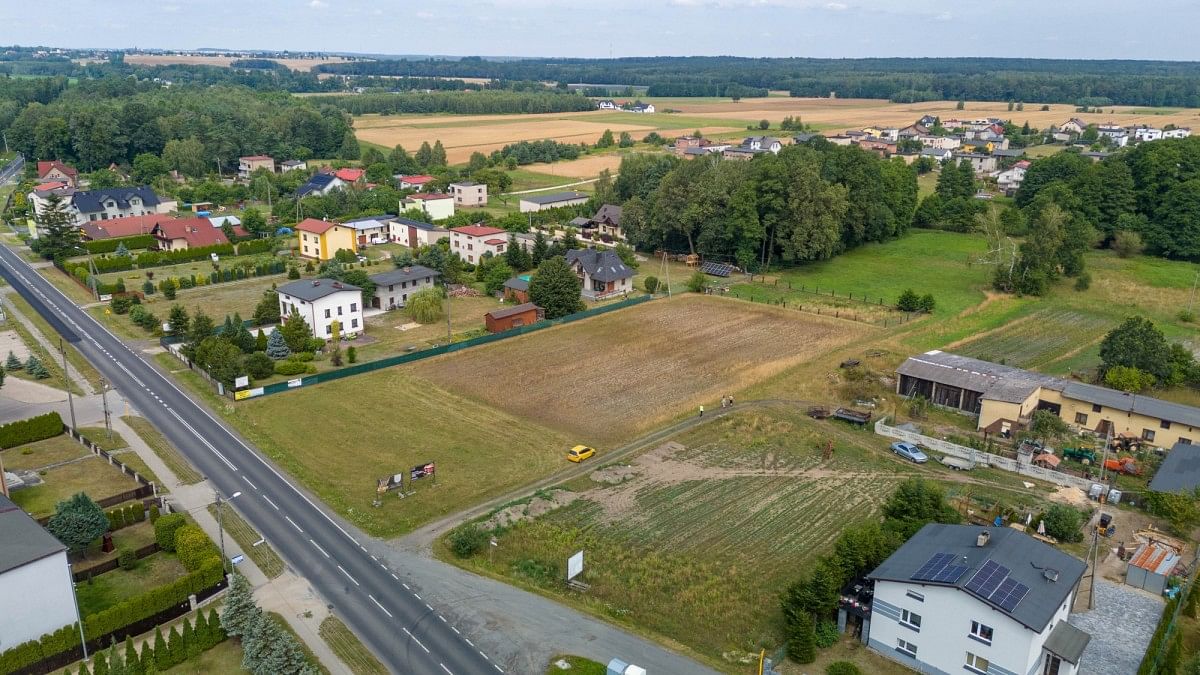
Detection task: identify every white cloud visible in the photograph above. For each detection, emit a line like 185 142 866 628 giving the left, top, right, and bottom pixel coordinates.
825 2 848 10
416 10 435 18
309 0 327 8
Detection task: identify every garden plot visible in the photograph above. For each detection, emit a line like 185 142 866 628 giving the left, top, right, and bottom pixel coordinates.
953 308 1113 370
411 294 864 446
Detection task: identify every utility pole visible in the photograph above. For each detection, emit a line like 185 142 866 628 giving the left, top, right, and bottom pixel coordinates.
99 376 112 441
1 131 8 154
60 338 76 431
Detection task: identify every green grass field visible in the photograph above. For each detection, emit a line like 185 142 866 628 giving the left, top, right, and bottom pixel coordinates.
1 434 89 471
10 454 142 517
76 552 188 616
121 415 204 485
208 502 286 579
319 615 389 675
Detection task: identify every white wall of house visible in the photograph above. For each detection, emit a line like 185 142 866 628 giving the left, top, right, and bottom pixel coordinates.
450 232 506 264
868 580 1077 675
518 196 589 213
403 198 455 221
374 275 435 309
0 551 78 651
1164 128 1192 139
277 289 363 339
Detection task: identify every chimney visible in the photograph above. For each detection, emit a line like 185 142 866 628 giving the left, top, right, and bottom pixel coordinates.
976 530 991 547
312 280 320 286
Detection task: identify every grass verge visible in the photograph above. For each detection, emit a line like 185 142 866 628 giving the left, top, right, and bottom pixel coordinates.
546 655 607 674
206 503 286 579
121 415 204 485
318 615 388 675
7 291 104 391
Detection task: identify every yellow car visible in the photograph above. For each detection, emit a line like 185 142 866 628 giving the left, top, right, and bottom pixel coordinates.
567 445 596 463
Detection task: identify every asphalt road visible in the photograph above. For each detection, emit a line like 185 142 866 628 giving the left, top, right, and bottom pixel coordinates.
0 244 501 674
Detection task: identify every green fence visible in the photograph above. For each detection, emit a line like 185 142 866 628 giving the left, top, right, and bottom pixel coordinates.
235 294 654 401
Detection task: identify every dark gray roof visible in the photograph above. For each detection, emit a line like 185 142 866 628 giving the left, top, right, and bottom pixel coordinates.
684 146 714 155
488 302 539 320
503 277 529 291
277 278 361 302
920 148 952 156
370 265 438 286
564 249 633 282
520 191 589 206
992 149 1024 157
897 351 1061 403
569 217 591 227
1061 382 1200 429
392 217 442 232
1043 620 1091 665
72 186 161 214
793 133 821 142
1148 443 1200 494
0 494 66 574
593 204 622 225
297 173 338 197
869 524 1087 633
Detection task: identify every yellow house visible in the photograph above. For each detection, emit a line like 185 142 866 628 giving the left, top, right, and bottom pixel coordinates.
296 218 357 261
897 350 1200 449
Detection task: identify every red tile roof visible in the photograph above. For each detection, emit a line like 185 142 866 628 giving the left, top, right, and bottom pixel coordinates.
35 181 68 192
484 238 507 245
296 218 339 234
409 192 451 201
399 175 434 184
452 225 506 238
152 217 232 248
37 160 78 179
334 168 365 182
82 214 178 240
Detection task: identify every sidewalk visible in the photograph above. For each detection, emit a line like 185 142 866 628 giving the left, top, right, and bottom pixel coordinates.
105 413 353 674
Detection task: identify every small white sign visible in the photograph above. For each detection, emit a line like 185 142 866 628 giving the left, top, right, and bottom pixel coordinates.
231 554 245 565
235 375 249 388
567 550 584 581
99 294 113 302
287 378 303 388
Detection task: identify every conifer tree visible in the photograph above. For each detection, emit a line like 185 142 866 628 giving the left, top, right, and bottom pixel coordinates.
221 572 260 637
6 351 22 370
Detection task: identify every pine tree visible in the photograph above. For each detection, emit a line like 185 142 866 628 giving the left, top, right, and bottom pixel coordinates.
787 612 817 664
255 329 268 352
531 230 548 266
221 572 260 637
36 192 82 261
6 351 22 370
167 305 189 338
46 492 109 555
209 607 226 642
265 328 291 360
166 625 183 668
123 636 142 675
93 650 109 675
242 613 311 675
114 242 130 257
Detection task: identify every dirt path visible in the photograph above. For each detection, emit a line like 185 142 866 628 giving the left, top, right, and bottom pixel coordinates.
503 177 601 196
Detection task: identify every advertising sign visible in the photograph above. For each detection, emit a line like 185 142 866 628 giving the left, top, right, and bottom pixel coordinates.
567 550 584 581
287 378 303 388
235 376 249 388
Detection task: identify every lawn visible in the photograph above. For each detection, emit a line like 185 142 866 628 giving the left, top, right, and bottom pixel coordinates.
1 434 89 471
6 292 104 391
411 294 865 446
163 639 244 674
73 519 158 576
547 655 607 675
319 615 388 675
121 415 204 485
207 502 286 579
76 551 189 616
9 454 142 518
506 168 580 192
77 426 128 453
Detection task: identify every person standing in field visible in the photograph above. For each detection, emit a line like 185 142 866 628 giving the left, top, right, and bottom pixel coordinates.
699 405 704 418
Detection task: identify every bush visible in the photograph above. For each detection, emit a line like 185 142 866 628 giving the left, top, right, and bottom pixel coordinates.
117 546 138 571
1178 310 1196 324
175 524 220 572
896 288 921 312
149 504 160 523
290 351 315 362
815 619 839 648
0 412 63 449
643 275 659 294
407 287 444 324
448 523 489 558
1041 504 1085 542
826 663 862 675
243 352 274 380
1074 271 1092 291
347 346 357 363
686 270 706 293
110 295 133 315
274 360 307 376
1112 230 1145 258
154 513 187 552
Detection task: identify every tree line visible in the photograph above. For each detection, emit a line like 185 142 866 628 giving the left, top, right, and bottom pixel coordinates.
324 90 595 115
614 139 917 270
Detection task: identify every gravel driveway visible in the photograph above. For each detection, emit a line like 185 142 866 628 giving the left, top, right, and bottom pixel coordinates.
1069 579 1164 675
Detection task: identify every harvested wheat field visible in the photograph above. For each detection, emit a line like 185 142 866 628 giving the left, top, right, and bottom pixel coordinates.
410 294 864 445
526 154 625 178
124 53 351 71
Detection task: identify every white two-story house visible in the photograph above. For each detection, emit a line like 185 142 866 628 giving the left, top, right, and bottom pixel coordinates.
0 494 80 650
369 265 439 310
449 224 507 264
277 279 363 339
865 524 1090 675
564 249 634 300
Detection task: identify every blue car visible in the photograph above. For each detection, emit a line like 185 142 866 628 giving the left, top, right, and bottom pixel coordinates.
890 441 929 463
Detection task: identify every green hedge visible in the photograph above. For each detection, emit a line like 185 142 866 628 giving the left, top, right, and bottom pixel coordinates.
84 235 155 254
0 412 64 449
1138 596 1179 675
154 513 187 551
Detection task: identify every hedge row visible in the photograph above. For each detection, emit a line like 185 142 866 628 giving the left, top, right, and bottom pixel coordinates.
76 237 279 275
0 412 63 449
1137 596 1179 674
83 235 155 255
106 501 146 532
72 259 287 297
0 558 223 674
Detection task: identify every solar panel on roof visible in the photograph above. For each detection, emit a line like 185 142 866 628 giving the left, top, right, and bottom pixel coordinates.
990 577 1030 612
910 552 955 581
964 560 1010 598
933 563 969 583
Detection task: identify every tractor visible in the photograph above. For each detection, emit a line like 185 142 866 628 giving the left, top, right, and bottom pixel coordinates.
1103 456 1140 476
1061 447 1097 464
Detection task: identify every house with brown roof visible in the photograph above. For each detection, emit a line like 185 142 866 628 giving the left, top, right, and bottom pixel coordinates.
450 224 507 264
296 217 358 261
581 204 625 242
333 167 366 185
151 217 234 251
81 214 178 241
37 160 79 188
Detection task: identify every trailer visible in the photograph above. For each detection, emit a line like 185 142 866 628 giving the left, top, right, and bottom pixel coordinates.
833 407 872 425
806 406 832 419
941 455 975 471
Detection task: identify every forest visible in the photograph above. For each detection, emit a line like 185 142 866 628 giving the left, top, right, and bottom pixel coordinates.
611 140 918 270
316 56 1200 106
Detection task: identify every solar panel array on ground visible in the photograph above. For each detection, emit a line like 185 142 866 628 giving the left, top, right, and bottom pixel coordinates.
701 262 735 277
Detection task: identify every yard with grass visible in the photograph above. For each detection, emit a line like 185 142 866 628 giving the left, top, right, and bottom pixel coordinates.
6 292 104 391
76 551 189 616
163 639 244 674
1 434 89 471
412 294 865 447
8 453 142 517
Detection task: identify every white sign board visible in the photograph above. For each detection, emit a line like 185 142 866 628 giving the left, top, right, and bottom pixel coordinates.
231 554 245 565
567 550 584 581
235 375 249 388
287 378 303 388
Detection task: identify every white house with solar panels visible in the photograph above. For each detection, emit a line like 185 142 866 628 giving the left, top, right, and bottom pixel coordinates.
864 524 1091 675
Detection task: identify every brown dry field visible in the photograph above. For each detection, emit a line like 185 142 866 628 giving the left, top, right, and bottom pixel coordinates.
409 294 866 446
353 97 1200 166
124 54 351 71
527 154 625 178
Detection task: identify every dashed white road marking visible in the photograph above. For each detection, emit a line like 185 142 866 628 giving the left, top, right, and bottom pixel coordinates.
284 515 303 533
369 594 393 618
402 627 429 654
309 539 329 558
440 664 452 675
242 475 258 490
262 495 279 510
337 565 359 586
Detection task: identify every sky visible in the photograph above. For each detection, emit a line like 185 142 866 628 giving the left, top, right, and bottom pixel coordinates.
3 0 1199 61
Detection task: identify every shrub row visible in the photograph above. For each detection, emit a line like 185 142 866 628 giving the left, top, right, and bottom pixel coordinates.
84 235 155 255
106 501 146 532
69 256 286 297
0 412 63 449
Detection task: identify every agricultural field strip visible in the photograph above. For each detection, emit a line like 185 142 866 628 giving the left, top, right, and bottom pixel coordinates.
955 308 1113 369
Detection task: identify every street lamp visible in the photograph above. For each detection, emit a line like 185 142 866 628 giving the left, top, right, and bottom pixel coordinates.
214 489 242 574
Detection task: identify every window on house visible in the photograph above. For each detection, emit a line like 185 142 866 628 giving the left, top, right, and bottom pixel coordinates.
896 639 917 658
906 590 924 602
350 303 357 312
1143 429 1156 442
1075 412 1088 425
1180 438 1193 445
351 318 358 328
324 309 330 319
1092 404 1102 413
965 653 990 674
900 609 921 631
970 621 994 644
337 306 343 316
1161 420 1172 429
468 243 473 251
325 325 332 335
